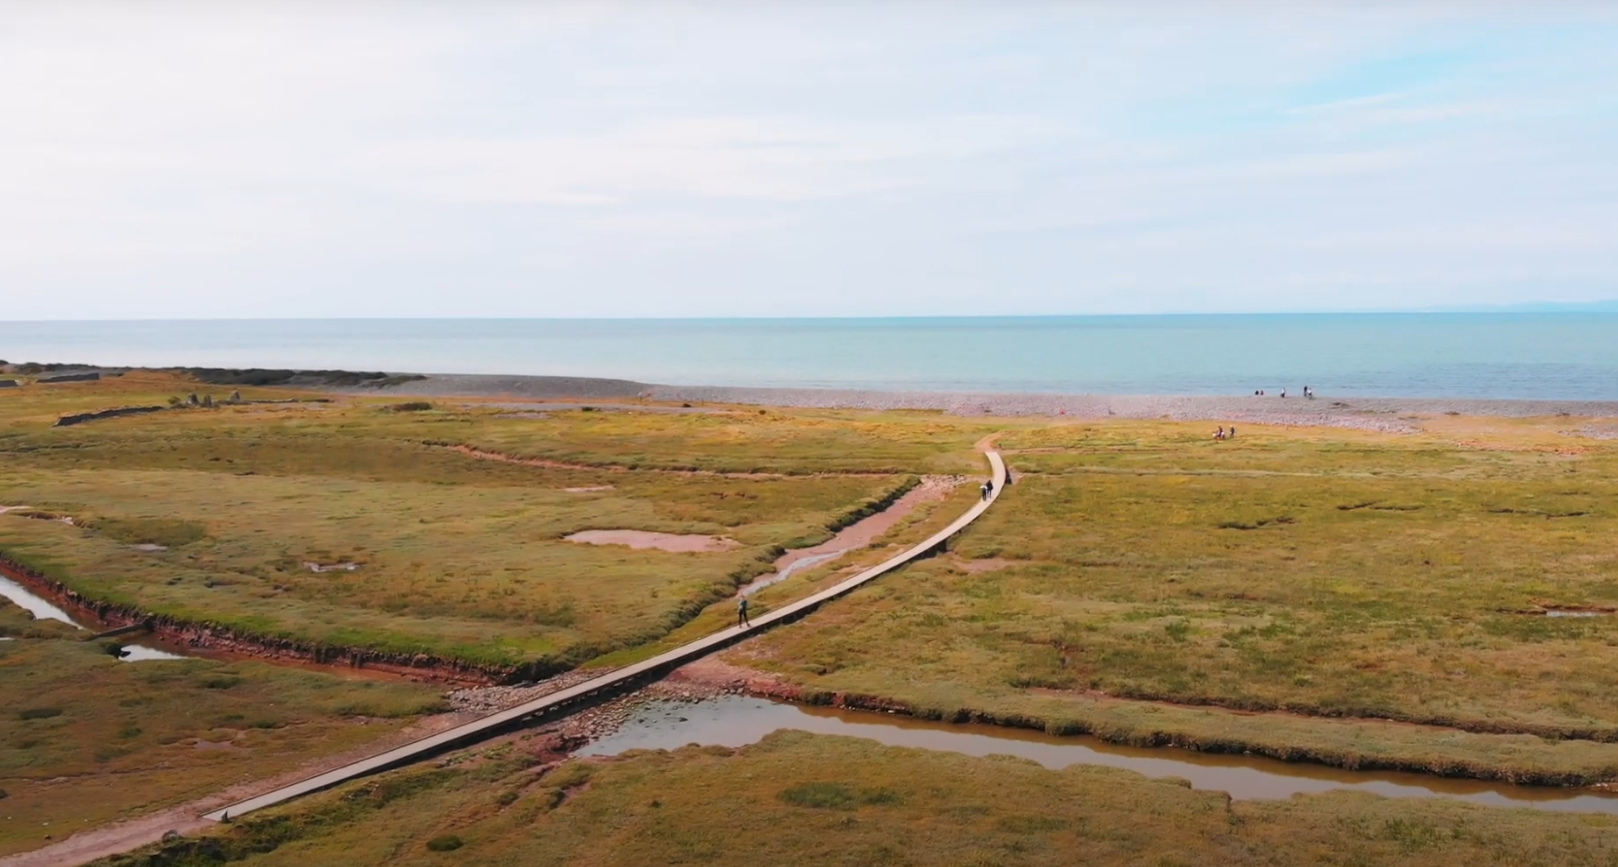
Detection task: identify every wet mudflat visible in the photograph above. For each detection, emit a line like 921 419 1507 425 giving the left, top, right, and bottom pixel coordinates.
580 695 1618 814
564 529 741 552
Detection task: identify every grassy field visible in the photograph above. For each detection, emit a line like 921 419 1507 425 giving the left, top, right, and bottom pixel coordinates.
0 599 443 858
0 372 993 673
95 729 1618 867
725 417 1618 777
16 371 1618 861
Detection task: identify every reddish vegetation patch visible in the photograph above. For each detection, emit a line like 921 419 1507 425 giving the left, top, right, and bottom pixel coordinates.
564 530 740 553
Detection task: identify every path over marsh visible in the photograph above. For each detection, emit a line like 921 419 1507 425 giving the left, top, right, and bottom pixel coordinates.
202 451 1007 821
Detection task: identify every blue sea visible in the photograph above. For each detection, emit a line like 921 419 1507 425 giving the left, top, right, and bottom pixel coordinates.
3 315 1617 400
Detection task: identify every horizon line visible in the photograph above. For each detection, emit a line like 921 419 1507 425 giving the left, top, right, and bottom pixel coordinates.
5 307 1618 324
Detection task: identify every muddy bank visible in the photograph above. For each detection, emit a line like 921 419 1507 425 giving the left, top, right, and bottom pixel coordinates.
433 441 896 477
666 659 1618 788
0 553 499 686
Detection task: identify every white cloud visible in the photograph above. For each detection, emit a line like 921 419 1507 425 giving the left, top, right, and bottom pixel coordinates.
0 2 1615 318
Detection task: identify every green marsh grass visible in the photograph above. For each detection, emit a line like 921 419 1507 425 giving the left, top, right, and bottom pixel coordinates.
0 604 441 857
97 730 1618 867
729 418 1618 778
0 374 967 671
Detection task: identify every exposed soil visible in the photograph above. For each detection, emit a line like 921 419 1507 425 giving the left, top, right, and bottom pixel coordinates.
436 442 891 478
564 530 740 553
563 485 614 493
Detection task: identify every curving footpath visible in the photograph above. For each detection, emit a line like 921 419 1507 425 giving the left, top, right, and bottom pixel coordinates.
203 451 1006 822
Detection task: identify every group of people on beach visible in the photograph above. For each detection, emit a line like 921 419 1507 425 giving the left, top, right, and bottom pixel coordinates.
1214 425 1235 440
1253 386 1316 399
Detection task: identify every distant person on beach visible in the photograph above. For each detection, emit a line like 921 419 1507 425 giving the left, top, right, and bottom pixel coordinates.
1214 426 1225 440
737 595 750 628
1228 426 1236 438
1280 389 1287 399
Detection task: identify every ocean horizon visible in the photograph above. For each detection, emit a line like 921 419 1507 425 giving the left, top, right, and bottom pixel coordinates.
4 313 1618 401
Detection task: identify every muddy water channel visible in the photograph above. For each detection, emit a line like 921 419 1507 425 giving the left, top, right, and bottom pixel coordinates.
0 573 191 662
743 476 960 596
581 696 1618 815
0 574 81 627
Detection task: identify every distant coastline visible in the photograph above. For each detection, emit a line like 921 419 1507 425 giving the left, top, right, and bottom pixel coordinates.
5 313 1618 401
347 372 1618 433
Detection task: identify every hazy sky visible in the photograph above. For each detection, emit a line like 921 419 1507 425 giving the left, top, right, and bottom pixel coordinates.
3 3 1616 319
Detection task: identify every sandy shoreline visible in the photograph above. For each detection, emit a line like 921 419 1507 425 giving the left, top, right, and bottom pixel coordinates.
364 373 1618 432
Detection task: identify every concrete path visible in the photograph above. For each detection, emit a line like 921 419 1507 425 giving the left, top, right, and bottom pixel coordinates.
203 451 1006 822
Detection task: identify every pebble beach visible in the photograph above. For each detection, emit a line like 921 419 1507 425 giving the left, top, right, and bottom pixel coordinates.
372 373 1618 433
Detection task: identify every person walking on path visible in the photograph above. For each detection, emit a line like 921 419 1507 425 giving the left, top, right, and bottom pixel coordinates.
737 595 751 628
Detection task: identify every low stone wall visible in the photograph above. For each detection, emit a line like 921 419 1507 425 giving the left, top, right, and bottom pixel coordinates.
39 371 101 383
54 405 167 427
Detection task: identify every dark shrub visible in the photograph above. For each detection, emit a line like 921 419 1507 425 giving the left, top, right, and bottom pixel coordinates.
426 834 464 851
778 782 857 810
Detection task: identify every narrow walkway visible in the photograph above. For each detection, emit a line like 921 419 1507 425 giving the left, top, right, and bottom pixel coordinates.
204 451 1007 821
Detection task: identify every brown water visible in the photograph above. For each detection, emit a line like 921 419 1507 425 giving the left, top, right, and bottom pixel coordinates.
580 695 1618 815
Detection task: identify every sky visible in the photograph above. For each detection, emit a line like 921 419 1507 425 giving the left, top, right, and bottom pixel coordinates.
2 2 1616 320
